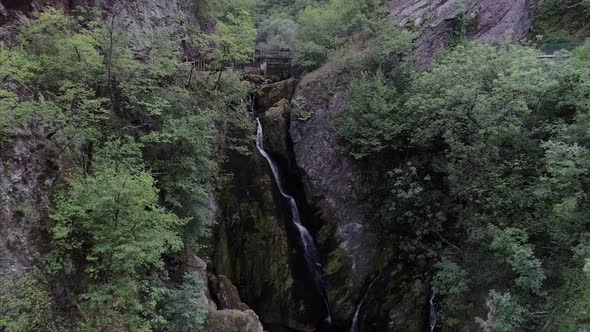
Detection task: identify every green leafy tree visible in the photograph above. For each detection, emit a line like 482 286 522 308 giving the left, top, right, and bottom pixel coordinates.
0 44 40 83
256 16 299 51
334 70 404 159
50 142 185 330
20 8 105 89
212 10 257 65
489 291 526 332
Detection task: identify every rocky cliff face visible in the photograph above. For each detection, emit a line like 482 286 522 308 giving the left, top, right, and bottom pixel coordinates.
1 0 196 37
281 1 539 330
287 59 426 331
390 0 538 66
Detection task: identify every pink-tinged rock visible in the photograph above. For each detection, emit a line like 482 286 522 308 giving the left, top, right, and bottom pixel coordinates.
390 0 538 67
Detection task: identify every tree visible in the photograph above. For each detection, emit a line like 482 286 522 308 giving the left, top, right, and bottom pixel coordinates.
210 9 256 88
50 142 185 330
334 70 404 159
256 16 299 51
0 272 59 331
157 272 208 332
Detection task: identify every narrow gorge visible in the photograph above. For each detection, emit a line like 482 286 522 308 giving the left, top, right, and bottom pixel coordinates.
2 0 590 331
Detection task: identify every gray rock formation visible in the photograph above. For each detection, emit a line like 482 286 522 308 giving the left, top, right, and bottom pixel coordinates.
390 0 538 66
0 130 54 275
255 78 297 112
192 254 264 331
261 98 291 161
205 309 264 332
289 64 384 325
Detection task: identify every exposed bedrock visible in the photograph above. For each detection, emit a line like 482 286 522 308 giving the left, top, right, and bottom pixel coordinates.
212 113 326 331
390 0 538 66
283 64 427 330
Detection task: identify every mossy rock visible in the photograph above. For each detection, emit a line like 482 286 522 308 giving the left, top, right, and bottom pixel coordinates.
205 309 264 332
255 78 297 112
261 99 291 162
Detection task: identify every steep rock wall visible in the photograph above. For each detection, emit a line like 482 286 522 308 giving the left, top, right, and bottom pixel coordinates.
289 61 426 331
212 114 326 331
390 0 538 66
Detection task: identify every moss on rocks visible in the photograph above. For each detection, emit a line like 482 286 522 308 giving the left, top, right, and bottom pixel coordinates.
261 99 291 162
255 78 297 112
205 309 264 332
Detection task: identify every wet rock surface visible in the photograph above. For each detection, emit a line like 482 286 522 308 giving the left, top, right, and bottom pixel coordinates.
288 63 407 329
212 118 325 331
261 98 291 163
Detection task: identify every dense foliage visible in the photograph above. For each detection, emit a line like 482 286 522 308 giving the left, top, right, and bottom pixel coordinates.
0 4 251 330
334 38 590 330
3 0 590 331
251 0 391 70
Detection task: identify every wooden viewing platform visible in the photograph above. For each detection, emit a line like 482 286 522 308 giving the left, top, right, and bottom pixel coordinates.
192 48 294 79
251 48 293 79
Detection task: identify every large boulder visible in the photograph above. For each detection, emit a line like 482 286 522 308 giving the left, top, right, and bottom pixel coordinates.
209 275 250 311
261 99 291 162
205 309 264 332
255 78 297 112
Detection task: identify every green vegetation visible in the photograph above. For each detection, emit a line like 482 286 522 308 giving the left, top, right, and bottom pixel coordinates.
334 39 590 330
0 5 253 330
3 0 590 331
0 272 59 331
251 0 392 70
533 0 590 43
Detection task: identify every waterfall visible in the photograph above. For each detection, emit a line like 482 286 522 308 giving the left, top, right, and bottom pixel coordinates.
255 117 332 326
429 291 437 332
350 275 379 332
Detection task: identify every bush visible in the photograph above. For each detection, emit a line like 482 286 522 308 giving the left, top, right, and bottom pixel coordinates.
0 272 59 331
489 291 525 332
158 272 208 332
293 41 329 70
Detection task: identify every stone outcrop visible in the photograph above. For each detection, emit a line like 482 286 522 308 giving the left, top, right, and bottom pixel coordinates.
194 255 264 332
261 98 291 162
0 130 57 275
390 0 538 66
209 274 251 311
0 80 71 277
205 309 264 332
255 78 297 112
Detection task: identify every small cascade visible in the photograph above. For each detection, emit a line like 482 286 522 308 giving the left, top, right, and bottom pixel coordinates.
429 291 437 332
350 275 380 332
255 118 332 327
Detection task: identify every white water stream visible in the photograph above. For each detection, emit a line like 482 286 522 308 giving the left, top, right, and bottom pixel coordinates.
350 276 379 332
255 118 332 326
429 291 437 332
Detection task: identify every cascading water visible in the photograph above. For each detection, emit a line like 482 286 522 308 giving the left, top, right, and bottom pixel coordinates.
350 275 379 332
255 117 332 327
429 291 437 332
